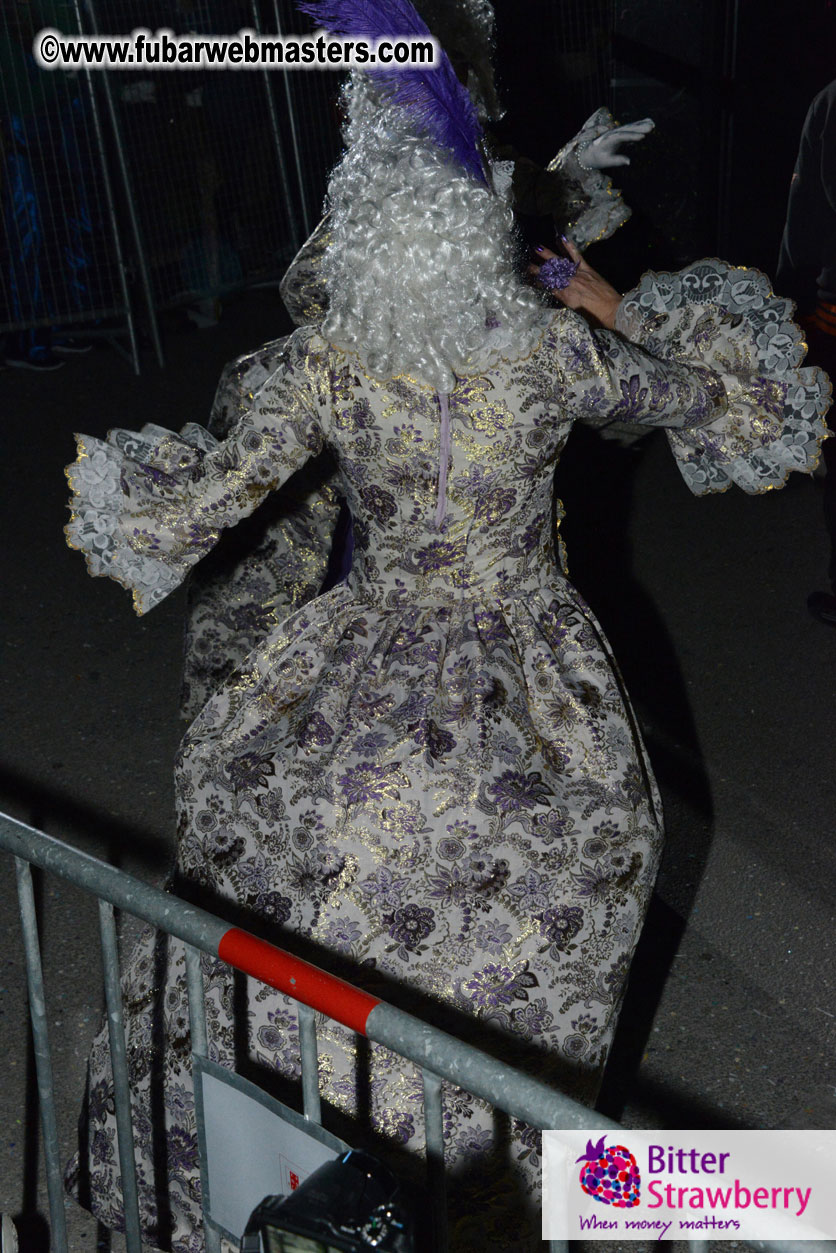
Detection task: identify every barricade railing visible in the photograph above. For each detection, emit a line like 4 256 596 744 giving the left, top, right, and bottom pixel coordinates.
0 0 142 369
78 0 340 335
0 810 825 1253
0 2 341 371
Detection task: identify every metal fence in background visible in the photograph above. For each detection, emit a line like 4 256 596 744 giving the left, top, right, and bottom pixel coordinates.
0 1 140 367
610 0 733 264
2 809 831 1253
0 1 342 371
269 0 346 240
83 1 341 317
548 0 615 123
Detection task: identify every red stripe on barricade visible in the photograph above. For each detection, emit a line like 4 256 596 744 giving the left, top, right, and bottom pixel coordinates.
806 301 836 338
217 927 380 1035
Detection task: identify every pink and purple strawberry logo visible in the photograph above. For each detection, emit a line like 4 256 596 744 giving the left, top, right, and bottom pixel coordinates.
576 1136 641 1208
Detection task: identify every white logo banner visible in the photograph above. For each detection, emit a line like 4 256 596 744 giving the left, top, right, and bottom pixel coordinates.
543 1129 836 1241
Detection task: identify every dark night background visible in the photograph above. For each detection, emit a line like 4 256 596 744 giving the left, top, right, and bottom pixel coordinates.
2 2 836 1248
494 0 836 282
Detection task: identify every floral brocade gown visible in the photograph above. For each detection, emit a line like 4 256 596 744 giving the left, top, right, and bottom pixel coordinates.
179 108 632 726
65 264 829 1250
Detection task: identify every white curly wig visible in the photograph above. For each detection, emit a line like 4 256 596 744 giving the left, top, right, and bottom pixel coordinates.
320 76 549 393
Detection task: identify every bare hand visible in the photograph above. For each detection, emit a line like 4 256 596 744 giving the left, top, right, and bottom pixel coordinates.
530 238 622 330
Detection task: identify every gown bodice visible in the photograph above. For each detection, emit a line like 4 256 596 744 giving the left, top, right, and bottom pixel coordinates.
321 350 573 608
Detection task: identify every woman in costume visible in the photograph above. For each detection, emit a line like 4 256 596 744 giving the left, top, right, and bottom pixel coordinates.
64 6 829 1247
181 0 654 722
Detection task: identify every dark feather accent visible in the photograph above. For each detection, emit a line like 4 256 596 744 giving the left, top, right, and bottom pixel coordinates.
297 0 486 182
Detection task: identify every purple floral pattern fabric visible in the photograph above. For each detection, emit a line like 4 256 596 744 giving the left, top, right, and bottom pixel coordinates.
64 286 827 1251
181 336 342 721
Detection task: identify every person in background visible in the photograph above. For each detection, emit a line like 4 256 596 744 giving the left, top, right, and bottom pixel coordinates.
777 80 836 624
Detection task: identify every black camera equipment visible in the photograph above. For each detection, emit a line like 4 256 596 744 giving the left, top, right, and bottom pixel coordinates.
240 1148 415 1253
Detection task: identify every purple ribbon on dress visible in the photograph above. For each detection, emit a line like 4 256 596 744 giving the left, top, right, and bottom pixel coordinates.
435 390 451 528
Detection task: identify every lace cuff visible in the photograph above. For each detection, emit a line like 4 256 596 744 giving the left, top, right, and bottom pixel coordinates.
616 259 832 495
547 108 631 248
65 423 220 615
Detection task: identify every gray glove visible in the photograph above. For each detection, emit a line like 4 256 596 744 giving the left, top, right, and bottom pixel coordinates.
578 118 655 170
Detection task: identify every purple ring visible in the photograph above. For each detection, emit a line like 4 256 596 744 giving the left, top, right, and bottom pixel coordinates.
537 256 580 291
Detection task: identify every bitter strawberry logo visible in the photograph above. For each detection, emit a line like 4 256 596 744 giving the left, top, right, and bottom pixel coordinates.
577 1136 641 1208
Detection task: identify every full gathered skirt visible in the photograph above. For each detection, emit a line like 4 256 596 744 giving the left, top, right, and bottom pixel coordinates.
68 574 663 1251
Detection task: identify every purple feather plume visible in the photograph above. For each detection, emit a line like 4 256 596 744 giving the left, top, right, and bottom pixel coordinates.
297 0 486 183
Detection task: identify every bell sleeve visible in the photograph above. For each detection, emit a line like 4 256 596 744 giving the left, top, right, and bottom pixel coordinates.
180 333 342 720
65 329 327 615
613 259 832 494
548 258 830 495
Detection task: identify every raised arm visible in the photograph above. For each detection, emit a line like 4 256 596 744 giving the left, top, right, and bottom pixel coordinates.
544 108 651 248
66 329 327 614
532 244 830 495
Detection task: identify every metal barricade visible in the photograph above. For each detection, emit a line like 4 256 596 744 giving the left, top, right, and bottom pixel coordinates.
0 3 342 370
1 809 824 1253
548 0 614 121
268 0 345 239
0 0 140 368
81 0 341 324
